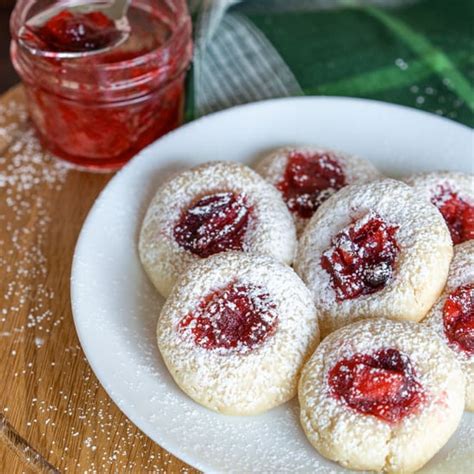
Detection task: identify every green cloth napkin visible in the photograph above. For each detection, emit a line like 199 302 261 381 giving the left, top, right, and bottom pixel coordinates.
186 0 474 127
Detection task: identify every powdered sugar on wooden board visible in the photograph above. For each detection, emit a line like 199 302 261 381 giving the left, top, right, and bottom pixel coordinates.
0 100 68 339
0 93 190 472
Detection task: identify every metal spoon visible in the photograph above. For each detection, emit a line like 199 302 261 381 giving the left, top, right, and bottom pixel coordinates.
18 0 132 59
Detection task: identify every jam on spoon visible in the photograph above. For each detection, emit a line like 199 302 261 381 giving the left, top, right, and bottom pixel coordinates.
23 10 122 54
18 0 131 58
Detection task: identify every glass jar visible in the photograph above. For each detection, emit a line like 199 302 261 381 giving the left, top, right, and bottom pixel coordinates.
10 0 193 171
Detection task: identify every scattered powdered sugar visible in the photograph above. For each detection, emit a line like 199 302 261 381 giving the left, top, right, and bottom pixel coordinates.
0 100 68 339
403 171 474 209
0 98 185 471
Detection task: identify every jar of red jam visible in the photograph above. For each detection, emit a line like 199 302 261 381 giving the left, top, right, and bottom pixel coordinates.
10 0 192 171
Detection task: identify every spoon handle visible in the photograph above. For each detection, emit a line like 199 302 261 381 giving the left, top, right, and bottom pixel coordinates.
106 0 132 20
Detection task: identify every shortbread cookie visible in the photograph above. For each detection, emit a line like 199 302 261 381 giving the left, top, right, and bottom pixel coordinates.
255 146 380 234
299 318 465 473
295 179 453 337
139 161 296 297
157 252 319 415
404 171 474 245
423 240 473 410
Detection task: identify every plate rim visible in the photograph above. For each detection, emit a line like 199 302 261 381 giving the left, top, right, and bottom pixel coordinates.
70 96 473 471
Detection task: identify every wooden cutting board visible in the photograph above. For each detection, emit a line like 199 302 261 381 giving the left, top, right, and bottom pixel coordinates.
0 85 195 473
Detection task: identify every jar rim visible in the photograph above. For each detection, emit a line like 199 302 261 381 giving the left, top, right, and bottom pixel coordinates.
10 0 192 73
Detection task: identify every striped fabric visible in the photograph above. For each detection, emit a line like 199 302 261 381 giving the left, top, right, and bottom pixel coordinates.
193 3 302 117
189 0 474 126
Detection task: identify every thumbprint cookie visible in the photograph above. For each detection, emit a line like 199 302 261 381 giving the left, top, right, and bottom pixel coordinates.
404 171 474 245
255 146 380 234
299 318 465 472
423 240 474 410
139 161 296 297
157 252 319 415
295 179 452 337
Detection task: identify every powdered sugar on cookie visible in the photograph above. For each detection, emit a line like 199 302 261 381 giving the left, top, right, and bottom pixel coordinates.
139 161 296 297
423 240 474 410
254 146 381 234
157 252 319 415
299 318 465 473
295 179 453 337
404 171 474 245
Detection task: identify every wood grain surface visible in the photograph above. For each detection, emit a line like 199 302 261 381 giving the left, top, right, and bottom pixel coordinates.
0 85 195 473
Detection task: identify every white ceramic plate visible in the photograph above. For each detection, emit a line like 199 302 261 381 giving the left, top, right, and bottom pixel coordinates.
71 97 474 473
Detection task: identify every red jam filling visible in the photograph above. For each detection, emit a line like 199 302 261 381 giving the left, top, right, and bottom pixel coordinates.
321 214 399 301
431 186 474 245
277 151 346 219
328 348 424 423
27 11 121 53
178 282 278 352
12 4 191 170
443 284 474 355
174 192 253 258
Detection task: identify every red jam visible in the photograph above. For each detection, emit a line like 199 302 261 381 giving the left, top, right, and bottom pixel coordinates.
179 282 278 352
11 0 192 170
321 215 399 301
174 192 253 258
277 151 346 219
25 11 121 53
328 348 424 423
443 284 474 355
431 186 474 244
